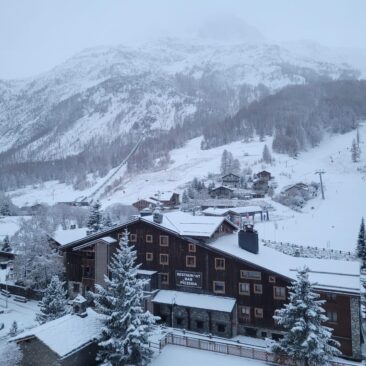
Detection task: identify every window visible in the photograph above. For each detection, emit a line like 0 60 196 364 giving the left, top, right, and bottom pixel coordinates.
325 293 337 302
273 286 286 300
254 308 263 318
130 233 137 242
146 252 153 261
217 323 226 332
186 256 196 268
239 282 250 295
188 243 196 253
160 273 169 285
196 320 204 329
146 234 153 243
159 235 169 246
160 254 169 265
269 276 276 283
213 281 225 294
254 284 263 294
215 258 225 270
239 306 250 320
73 283 80 293
326 311 338 323
118 233 123 240
240 270 261 280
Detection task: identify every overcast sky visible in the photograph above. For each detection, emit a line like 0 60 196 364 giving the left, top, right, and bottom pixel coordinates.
1 0 365 79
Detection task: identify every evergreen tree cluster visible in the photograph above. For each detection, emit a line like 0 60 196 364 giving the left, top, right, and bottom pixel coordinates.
351 138 361 162
262 144 273 164
92 231 156 366
86 201 114 234
220 150 241 175
270 267 340 366
36 275 69 324
356 218 366 262
202 80 366 155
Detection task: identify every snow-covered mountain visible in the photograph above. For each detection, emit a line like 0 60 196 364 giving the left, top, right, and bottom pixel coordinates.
0 36 364 162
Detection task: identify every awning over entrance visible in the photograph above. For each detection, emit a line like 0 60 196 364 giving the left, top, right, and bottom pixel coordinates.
152 290 236 313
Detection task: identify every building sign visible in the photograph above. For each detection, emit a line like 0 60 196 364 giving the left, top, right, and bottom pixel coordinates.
176 271 202 288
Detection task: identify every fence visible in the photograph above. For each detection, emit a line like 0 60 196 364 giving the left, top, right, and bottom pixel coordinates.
157 333 356 366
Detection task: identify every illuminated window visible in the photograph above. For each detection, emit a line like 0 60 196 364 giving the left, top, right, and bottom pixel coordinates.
213 281 225 294
215 258 225 270
239 282 250 295
186 256 196 268
160 273 169 285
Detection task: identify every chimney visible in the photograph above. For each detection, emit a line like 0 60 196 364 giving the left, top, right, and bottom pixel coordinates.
72 294 88 317
153 207 163 224
238 223 259 254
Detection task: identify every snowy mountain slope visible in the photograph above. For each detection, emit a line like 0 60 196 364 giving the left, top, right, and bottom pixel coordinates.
9 124 366 253
0 38 363 161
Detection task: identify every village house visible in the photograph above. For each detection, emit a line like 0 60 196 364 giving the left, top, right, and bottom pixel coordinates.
209 186 234 199
281 182 310 197
202 206 268 223
12 296 102 366
150 192 180 208
60 211 361 360
221 173 241 188
132 198 157 211
254 170 272 181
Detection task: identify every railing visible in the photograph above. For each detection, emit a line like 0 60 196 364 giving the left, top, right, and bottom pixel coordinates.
156 333 356 366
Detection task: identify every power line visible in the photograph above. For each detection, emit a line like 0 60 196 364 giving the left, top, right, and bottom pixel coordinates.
315 170 326 200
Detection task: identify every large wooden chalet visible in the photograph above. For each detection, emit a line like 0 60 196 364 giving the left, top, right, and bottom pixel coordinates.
60 211 361 360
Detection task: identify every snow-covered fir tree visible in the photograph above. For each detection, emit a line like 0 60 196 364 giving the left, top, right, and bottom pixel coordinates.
357 217 366 263
351 138 361 162
92 230 157 366
12 217 63 289
0 342 23 366
102 213 113 229
1 235 11 252
270 266 340 366
36 275 69 324
262 144 272 164
87 201 103 233
8 321 19 337
182 190 189 204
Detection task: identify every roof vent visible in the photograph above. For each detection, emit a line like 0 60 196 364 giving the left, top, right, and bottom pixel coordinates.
153 207 163 224
238 223 259 254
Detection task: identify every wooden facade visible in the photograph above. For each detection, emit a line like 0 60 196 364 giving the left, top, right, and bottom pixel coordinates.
222 173 240 188
61 217 360 359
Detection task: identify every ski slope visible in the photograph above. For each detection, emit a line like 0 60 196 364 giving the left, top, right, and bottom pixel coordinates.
8 124 366 253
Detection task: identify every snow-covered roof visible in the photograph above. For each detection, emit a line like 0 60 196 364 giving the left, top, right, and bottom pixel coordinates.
13 308 102 358
152 290 236 312
209 232 360 294
73 294 87 304
52 227 88 247
150 192 177 201
202 206 263 216
143 211 236 238
137 269 157 276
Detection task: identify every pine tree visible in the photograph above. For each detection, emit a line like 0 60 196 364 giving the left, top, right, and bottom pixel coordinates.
1 235 11 252
36 275 69 324
262 144 272 164
182 190 189 204
270 267 340 366
102 213 113 229
8 321 18 337
351 139 360 162
87 201 103 233
92 230 157 366
357 218 366 262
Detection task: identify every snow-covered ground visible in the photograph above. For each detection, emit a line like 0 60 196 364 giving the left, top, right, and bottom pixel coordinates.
0 216 29 242
7 124 366 253
150 345 266 366
0 296 39 342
